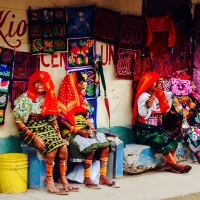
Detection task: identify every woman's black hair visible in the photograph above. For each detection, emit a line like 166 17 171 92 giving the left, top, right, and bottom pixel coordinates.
77 72 86 84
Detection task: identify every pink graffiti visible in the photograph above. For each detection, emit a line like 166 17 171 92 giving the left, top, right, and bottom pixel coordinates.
0 10 28 48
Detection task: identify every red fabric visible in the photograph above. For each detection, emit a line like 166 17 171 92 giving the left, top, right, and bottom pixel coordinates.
132 72 170 125
27 71 60 116
146 15 176 48
58 72 88 126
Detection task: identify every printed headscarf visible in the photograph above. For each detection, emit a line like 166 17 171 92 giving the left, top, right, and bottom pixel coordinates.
132 71 170 125
27 71 59 116
58 72 88 126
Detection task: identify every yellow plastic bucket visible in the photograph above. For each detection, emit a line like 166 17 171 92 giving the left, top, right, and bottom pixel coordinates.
0 153 28 194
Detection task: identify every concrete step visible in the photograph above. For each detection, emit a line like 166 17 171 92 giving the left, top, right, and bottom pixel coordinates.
123 142 197 174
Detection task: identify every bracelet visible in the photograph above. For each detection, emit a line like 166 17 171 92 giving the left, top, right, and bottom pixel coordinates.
70 126 77 134
21 126 29 133
25 130 36 140
148 97 155 103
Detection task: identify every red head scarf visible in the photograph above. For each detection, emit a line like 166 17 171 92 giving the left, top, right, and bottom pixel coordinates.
132 72 170 125
27 71 59 116
58 72 88 126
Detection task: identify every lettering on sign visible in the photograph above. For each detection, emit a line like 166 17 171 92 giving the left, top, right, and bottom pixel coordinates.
0 10 28 48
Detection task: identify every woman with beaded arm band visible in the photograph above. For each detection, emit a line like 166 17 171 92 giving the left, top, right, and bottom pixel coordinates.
58 71 119 189
12 71 79 195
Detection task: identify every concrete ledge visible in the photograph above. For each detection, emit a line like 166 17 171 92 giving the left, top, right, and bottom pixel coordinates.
124 143 197 174
124 144 165 174
21 144 46 189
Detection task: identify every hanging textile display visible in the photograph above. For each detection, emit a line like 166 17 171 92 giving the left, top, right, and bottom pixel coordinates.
93 7 120 44
151 53 175 79
28 7 67 54
11 52 39 108
87 99 97 129
193 4 200 94
0 47 14 125
66 68 99 128
67 67 100 99
133 56 151 82
146 14 176 55
67 38 95 69
67 5 95 38
115 15 146 79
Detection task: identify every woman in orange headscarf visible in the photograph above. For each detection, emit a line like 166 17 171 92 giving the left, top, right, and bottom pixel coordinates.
13 71 79 194
132 72 192 174
58 71 119 189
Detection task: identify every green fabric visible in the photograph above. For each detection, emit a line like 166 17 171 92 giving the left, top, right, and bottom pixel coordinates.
61 114 110 162
21 119 65 155
134 122 183 155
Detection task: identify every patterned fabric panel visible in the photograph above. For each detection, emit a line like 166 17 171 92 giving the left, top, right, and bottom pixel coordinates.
67 38 94 68
118 15 146 50
67 6 95 38
93 7 120 44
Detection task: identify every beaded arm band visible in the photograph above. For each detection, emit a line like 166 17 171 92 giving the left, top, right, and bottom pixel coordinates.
21 126 35 140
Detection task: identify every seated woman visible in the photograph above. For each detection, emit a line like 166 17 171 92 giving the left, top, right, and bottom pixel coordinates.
12 71 79 195
132 71 192 174
58 71 119 189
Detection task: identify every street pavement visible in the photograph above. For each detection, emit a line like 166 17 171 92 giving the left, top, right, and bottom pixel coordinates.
1 161 200 200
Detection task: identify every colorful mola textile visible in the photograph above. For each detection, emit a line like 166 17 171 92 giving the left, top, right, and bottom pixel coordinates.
146 14 176 54
28 8 67 54
67 38 94 69
13 52 39 79
67 67 100 99
93 7 120 44
118 15 146 50
115 15 146 79
67 6 95 38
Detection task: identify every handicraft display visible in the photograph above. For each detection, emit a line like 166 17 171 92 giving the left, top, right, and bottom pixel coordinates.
28 8 67 54
67 6 95 38
67 38 95 69
0 47 14 125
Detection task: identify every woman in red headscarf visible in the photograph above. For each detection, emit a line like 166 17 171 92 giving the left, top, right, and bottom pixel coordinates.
132 72 192 174
13 71 79 194
58 71 119 189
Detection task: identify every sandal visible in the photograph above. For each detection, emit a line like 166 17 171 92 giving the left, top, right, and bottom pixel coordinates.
100 181 120 188
180 165 192 173
84 184 101 189
63 186 79 192
169 164 192 174
107 181 120 188
165 167 180 174
47 189 69 195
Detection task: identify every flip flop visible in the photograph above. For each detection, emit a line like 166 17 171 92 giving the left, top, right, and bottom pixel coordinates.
181 165 192 174
100 181 120 188
63 186 79 192
84 184 101 189
109 181 120 188
47 190 69 195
